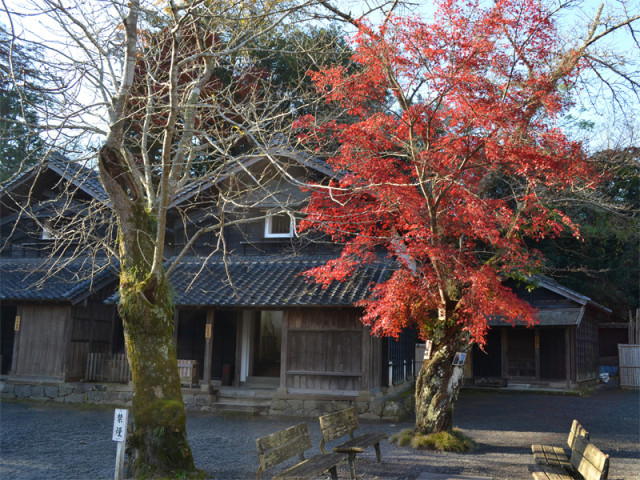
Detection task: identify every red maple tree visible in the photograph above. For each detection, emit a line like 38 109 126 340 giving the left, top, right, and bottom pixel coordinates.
297 0 599 433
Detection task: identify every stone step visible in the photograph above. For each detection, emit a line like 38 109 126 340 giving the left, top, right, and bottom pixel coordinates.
213 400 271 415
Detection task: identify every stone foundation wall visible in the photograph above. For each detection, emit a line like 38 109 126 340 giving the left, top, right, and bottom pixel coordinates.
268 394 414 421
1 380 134 405
1 380 415 421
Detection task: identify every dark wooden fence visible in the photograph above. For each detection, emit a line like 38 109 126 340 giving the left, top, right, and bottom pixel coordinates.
85 353 131 383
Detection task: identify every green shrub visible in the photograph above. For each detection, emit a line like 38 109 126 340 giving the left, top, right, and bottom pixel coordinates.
391 428 474 452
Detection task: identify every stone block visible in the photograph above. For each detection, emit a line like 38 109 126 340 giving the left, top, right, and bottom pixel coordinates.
195 395 213 407
369 400 385 417
382 401 402 420
118 391 133 403
58 385 73 396
355 401 370 415
359 413 381 420
31 385 45 398
14 384 32 398
288 399 303 411
303 400 317 412
270 399 288 412
44 386 59 398
65 393 86 403
0 382 15 395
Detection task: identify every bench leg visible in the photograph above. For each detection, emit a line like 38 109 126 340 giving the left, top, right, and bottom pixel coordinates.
374 442 382 463
347 452 358 480
328 465 338 480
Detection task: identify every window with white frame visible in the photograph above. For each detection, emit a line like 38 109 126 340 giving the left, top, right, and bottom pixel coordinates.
264 211 295 238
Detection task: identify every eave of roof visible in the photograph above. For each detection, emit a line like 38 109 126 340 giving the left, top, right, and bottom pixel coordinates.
166 255 391 308
0 153 109 205
533 275 611 313
487 307 586 327
0 257 118 304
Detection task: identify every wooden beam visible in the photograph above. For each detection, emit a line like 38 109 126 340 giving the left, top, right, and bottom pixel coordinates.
280 311 288 390
202 310 214 389
565 327 572 389
535 328 540 380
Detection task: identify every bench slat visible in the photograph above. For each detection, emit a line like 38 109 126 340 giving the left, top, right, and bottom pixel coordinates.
568 419 589 450
532 444 572 469
319 408 388 464
336 432 389 451
257 423 346 480
272 452 345 480
532 465 573 480
570 436 609 480
319 409 360 442
256 423 312 471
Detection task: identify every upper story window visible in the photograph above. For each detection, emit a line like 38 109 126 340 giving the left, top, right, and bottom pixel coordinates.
264 211 295 238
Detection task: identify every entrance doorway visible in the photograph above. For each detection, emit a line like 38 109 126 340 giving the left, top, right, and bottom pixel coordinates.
176 309 237 382
507 329 536 377
1 306 16 374
253 311 282 377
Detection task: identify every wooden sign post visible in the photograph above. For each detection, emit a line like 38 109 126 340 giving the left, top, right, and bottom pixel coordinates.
112 408 129 480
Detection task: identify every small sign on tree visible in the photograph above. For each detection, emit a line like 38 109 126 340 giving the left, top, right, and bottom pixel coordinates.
452 352 466 366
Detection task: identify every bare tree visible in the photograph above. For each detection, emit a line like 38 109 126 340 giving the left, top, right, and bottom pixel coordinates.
0 0 400 476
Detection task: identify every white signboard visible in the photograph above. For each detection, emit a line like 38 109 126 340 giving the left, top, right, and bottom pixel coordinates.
452 352 467 366
424 340 433 360
112 409 129 442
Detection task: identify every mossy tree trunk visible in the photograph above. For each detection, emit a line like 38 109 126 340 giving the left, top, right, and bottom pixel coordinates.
118 236 195 478
414 323 467 434
99 142 195 478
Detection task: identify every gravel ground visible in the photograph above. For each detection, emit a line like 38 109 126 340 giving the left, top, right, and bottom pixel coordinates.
1 382 638 480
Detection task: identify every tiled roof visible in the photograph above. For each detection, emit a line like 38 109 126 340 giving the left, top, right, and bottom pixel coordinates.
47 154 109 203
487 307 585 327
0 153 109 204
0 257 117 303
168 255 392 307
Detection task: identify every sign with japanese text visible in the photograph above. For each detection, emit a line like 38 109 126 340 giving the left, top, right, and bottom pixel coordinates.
452 352 467 366
424 340 433 360
112 409 128 442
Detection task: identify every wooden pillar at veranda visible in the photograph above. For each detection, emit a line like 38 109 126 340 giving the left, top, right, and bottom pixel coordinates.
202 310 214 391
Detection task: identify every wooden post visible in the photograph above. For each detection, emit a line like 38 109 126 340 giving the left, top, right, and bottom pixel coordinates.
172 309 179 348
202 310 214 391
534 329 540 380
10 308 21 377
279 312 288 391
501 329 508 380
565 327 572 389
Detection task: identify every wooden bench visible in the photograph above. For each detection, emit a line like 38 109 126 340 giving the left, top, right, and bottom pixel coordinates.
177 359 199 387
532 435 609 480
256 423 347 480
319 408 388 463
532 419 589 470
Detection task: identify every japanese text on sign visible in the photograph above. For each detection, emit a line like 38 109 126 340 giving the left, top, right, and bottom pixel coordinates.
112 408 128 442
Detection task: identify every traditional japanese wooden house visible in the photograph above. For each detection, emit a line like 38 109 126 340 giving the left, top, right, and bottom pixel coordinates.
1 151 416 412
0 156 118 380
468 277 611 389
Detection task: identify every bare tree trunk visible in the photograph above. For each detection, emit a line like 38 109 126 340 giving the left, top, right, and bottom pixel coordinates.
414 326 466 434
99 145 195 478
120 270 194 477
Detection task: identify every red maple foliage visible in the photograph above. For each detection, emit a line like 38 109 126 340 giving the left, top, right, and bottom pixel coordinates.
296 0 597 348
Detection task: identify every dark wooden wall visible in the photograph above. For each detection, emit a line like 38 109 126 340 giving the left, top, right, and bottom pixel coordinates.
284 309 372 394
576 307 600 382
12 305 71 380
66 292 116 381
